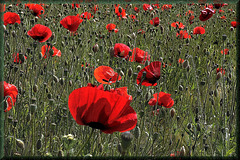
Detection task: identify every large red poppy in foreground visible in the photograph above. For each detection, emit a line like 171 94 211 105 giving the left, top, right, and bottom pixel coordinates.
41 45 61 58
113 43 131 59
137 61 161 86
4 12 21 26
68 85 137 134
199 8 214 21
148 92 174 108
60 15 83 32
4 81 18 112
94 66 121 84
129 48 150 64
27 24 52 43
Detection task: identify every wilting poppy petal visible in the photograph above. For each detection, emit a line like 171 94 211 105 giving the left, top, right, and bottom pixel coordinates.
4 81 18 112
137 61 161 86
41 45 61 58
12 53 27 64
94 66 121 84
114 43 131 59
68 85 137 134
27 24 52 43
193 26 205 34
4 12 21 26
60 15 83 32
28 4 45 18
148 92 174 108
129 48 150 64
199 8 214 21
150 17 159 26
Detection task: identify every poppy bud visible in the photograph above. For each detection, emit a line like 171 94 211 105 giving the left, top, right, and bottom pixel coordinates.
217 72 222 80
222 34 227 41
180 146 186 156
8 116 13 123
109 47 115 57
170 108 175 118
93 44 99 53
31 97 37 104
179 85 183 91
197 123 201 131
49 99 55 106
30 104 37 114
137 65 141 71
200 81 206 86
37 139 42 150
128 67 133 77
153 132 159 142
121 131 133 150
27 113 31 122
182 60 189 69
230 27 234 31
33 84 38 92
187 123 192 129
133 126 140 139
139 110 144 118
14 66 18 72
16 139 25 150
60 78 64 85
204 144 209 151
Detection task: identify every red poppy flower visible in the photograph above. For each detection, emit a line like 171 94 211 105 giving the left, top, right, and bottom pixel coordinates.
12 53 27 64
0 4 5 12
219 10 224 13
171 22 185 29
114 43 131 59
216 68 225 75
3 12 21 26
220 16 226 19
193 26 205 34
68 85 137 134
189 15 195 24
91 5 99 14
178 58 184 64
185 10 194 16
81 12 93 20
129 48 150 64
4 81 18 112
221 48 229 55
150 17 160 26
27 24 52 43
129 15 136 21
115 6 127 19
143 4 153 11
72 3 81 9
152 4 160 9
27 4 45 18
41 45 61 58
205 4 214 9
138 29 146 34
106 23 118 33
60 15 83 32
148 92 174 108
161 4 172 11
137 61 161 86
94 66 121 84
134 7 140 13
110 87 132 102
231 21 239 28
176 30 191 39
199 8 214 21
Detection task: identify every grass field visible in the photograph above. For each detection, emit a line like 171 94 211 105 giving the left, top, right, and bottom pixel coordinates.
2 2 237 157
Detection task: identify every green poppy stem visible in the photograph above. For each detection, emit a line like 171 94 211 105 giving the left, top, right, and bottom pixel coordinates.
76 128 94 157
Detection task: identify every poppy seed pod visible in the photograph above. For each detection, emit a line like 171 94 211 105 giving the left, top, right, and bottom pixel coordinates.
170 108 175 118
30 104 37 114
128 67 133 77
121 131 133 150
16 139 25 150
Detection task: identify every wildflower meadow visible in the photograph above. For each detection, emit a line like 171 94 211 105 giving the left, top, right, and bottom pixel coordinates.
1 1 238 158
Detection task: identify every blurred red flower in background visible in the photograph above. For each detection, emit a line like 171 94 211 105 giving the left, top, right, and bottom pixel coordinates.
148 92 174 108
143 4 153 11
221 48 229 55
150 17 160 26
114 43 131 59
4 12 21 26
41 45 61 58
217 68 225 75
171 22 185 29
161 4 172 11
129 48 150 64
12 53 27 64
193 26 205 34
80 12 93 20
199 8 214 21
231 21 239 28
176 30 191 39
106 23 118 33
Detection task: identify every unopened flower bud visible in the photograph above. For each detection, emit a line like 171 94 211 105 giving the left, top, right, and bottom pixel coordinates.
30 104 37 114
121 131 133 150
16 139 25 150
170 108 175 118
93 44 99 53
153 132 159 142
133 126 140 139
37 139 42 150
128 67 132 77
180 146 186 156
182 60 189 69
109 47 115 57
